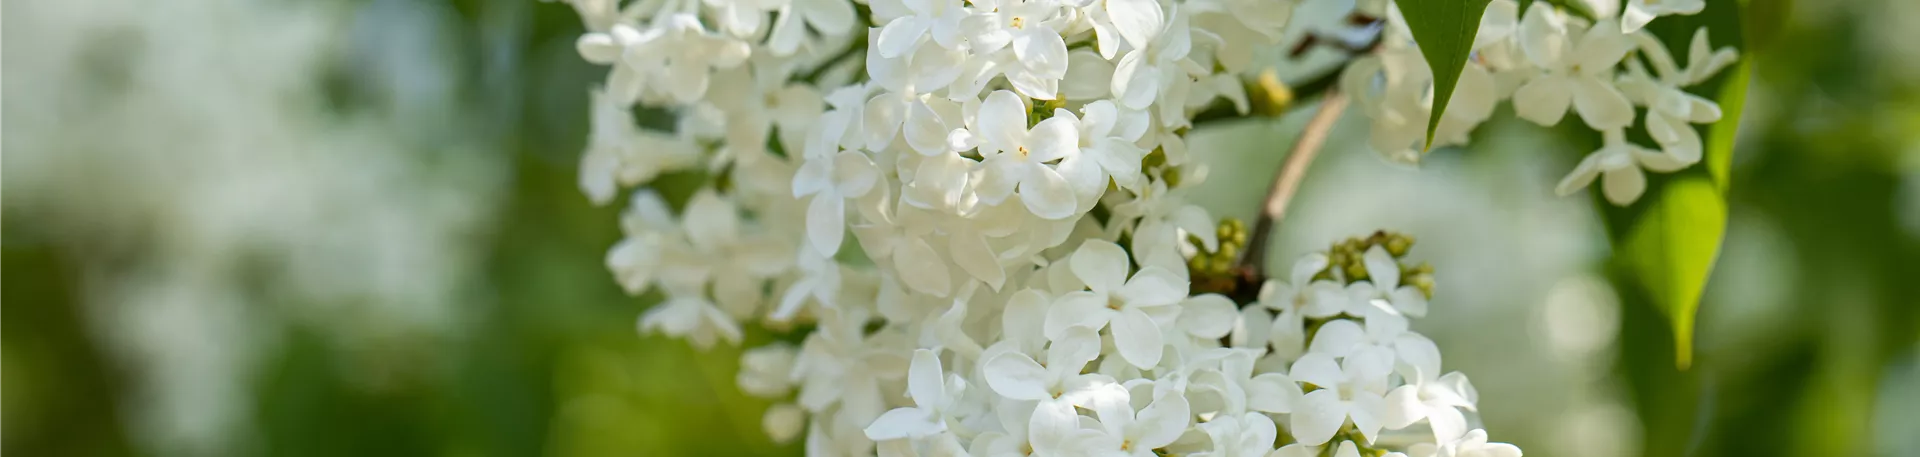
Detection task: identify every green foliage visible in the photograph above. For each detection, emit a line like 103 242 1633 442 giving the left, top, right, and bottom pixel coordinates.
1597 0 1748 368
1393 0 1495 150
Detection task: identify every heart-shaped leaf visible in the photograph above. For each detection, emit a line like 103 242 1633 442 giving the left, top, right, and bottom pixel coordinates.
1599 0 1748 368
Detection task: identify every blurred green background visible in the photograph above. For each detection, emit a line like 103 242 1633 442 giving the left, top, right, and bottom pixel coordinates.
3 0 1916 456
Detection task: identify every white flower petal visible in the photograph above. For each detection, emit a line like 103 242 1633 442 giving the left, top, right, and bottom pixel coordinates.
865 407 946 440
1390 286 1428 318
1064 50 1118 100
1112 307 1166 369
984 352 1053 401
1106 0 1166 51
1518 2 1567 67
1289 352 1343 388
1248 373 1303 414
1027 117 1082 163
1395 334 1443 382
977 90 1029 154
1046 291 1118 340
1005 289 1051 339
951 231 1007 290
1019 165 1079 220
834 150 880 196
806 193 847 255
1291 390 1347 446
1555 151 1605 196
1177 294 1237 339
1133 394 1191 448
1111 51 1160 110
683 190 740 250
1382 385 1426 430
905 101 953 156
1512 76 1572 126
1574 21 1634 72
1014 31 1070 80
1427 404 1469 443
909 349 948 408
895 238 954 296
1571 76 1635 130
1362 246 1399 289
1071 240 1132 293
1601 165 1647 206
1119 266 1190 308
877 17 930 58
1349 391 1385 443
1306 319 1365 359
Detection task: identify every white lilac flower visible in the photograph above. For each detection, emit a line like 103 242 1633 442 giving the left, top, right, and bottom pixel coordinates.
1261 252 1347 318
773 246 844 321
973 90 1082 219
1511 3 1636 130
639 280 745 349
964 0 1071 99
705 57 824 163
981 326 1111 405
866 349 964 440
1109 3 1196 111
1619 27 1739 163
578 89 701 203
1044 239 1188 368
1055 100 1150 200
576 24 652 103
849 198 956 297
1306 305 1411 361
1068 388 1192 456
1109 180 1218 262
875 0 965 57
1346 245 1430 318
1555 128 1693 206
621 14 751 104
1383 334 1479 443
606 190 677 295
1189 348 1302 416
1194 411 1279 457
793 149 881 255
1290 351 1393 446
797 309 910 426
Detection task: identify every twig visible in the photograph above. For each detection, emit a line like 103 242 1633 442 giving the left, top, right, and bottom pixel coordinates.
1238 89 1349 278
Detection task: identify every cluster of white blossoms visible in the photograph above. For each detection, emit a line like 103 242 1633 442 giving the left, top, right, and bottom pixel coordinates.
1343 0 1737 205
557 0 1733 453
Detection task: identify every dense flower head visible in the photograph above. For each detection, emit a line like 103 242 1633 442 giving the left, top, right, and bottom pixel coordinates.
557 0 1735 453
1342 0 1738 206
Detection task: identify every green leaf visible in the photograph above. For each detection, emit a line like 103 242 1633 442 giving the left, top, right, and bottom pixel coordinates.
1600 0 1748 369
1394 0 1494 150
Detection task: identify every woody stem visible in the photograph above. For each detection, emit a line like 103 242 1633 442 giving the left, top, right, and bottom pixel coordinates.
1238 89 1349 279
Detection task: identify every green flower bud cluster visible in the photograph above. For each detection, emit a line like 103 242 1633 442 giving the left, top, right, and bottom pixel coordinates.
1325 230 1434 299
1187 217 1250 277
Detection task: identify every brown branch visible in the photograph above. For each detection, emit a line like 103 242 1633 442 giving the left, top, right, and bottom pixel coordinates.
1238 89 1349 278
